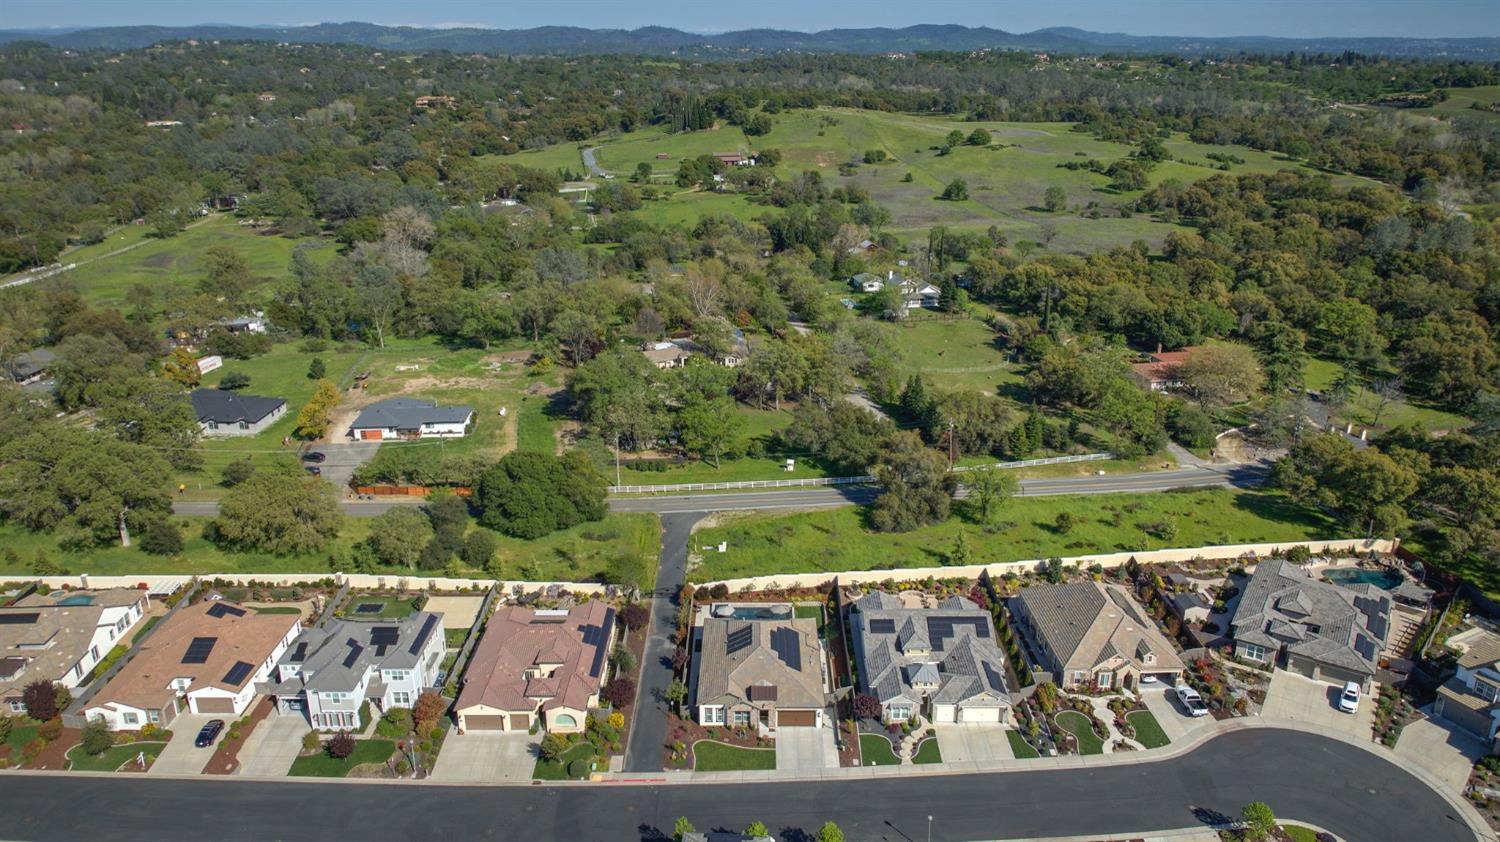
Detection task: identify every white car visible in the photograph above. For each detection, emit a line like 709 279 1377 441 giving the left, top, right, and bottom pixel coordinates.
1175 685 1210 717
1338 681 1361 714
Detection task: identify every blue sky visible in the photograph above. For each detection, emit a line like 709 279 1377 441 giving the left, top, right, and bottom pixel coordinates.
7 0 1500 37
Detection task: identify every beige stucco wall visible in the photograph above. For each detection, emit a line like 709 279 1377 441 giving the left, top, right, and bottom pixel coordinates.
23 573 612 595
694 538 1396 592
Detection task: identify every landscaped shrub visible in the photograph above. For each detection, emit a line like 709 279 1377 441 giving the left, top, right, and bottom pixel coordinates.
302 731 321 753
603 677 637 709
326 732 356 759
22 681 59 722
80 720 113 756
377 708 413 738
567 756 591 778
619 603 650 632
138 518 184 555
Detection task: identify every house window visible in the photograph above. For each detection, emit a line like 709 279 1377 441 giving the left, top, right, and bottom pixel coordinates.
887 705 911 721
555 713 578 728
147 710 160 724
385 670 410 683
1096 672 1113 689
122 712 139 726
238 421 249 430
7 700 24 713
1241 643 1267 662
90 645 100 662
1475 680 1500 704
733 710 751 726
1071 671 1087 685
701 706 724 725
391 691 411 707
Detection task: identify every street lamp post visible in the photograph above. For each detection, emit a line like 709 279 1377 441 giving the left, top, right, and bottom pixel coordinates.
927 815 933 842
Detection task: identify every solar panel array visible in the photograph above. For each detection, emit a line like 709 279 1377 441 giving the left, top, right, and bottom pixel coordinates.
289 641 309 663
371 625 399 655
0 612 40 625
408 615 439 656
342 639 364 668
206 602 246 619
726 624 754 656
584 608 616 679
925 616 988 652
867 618 896 634
182 636 217 664
770 627 802 671
222 660 254 685
982 662 1006 693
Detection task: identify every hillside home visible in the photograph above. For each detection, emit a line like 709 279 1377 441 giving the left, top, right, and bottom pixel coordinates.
84 599 299 730
454 602 616 734
267 612 445 730
5 348 55 386
695 616 825 730
349 398 475 440
191 388 286 437
850 593 1011 724
0 588 151 714
1010 581 1185 691
1128 345 1206 392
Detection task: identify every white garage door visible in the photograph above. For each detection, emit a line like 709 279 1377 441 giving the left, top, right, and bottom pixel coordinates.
958 706 1002 723
932 704 956 723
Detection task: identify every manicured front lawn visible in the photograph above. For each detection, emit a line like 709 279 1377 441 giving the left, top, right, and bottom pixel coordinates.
287 739 395 777
1055 711 1104 756
692 739 777 772
859 733 901 766
1126 710 1170 749
690 489 1337 582
253 606 303 615
2 723 39 762
911 737 942 764
342 595 420 620
1006 729 1040 759
65 741 167 771
533 742 597 780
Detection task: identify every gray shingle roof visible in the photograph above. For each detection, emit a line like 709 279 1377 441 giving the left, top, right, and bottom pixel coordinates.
850 593 1010 711
1011 581 1185 677
351 398 474 431
1228 558 1391 677
190 388 285 425
6 347 55 381
695 617 823 710
272 612 442 695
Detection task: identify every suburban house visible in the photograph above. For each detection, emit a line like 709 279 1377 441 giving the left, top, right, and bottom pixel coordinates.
642 341 691 369
1434 628 1500 751
1 588 151 714
1129 345 1205 392
850 272 884 293
453 601 616 733
5 347 56 386
349 398 475 440
266 612 445 731
694 615 825 730
84 598 300 730
1226 558 1392 689
849 592 1011 725
1010 581 1186 691
713 152 753 166
190 388 287 437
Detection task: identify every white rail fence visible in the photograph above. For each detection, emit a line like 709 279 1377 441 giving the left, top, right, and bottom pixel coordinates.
608 452 1113 494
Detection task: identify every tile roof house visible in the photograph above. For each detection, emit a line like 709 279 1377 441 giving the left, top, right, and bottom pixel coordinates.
454 602 616 734
1128 346 1205 392
1 588 150 714
850 592 1011 724
83 599 300 730
1010 581 1185 691
1434 628 1500 751
349 398 475 441
190 388 287 437
1227 558 1392 689
694 616 825 730
266 612 445 731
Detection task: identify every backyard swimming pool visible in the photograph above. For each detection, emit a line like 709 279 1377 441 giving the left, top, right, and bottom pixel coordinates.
709 603 793 620
1321 567 1402 590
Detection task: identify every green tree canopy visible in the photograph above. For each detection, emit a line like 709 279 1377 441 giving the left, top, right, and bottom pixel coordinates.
211 471 344 554
476 451 607 539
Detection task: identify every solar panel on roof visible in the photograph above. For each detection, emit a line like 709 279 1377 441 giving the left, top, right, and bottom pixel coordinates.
408 614 439 656
587 624 608 679
370 627 399 646
222 660 254 685
342 640 363 668
868 618 896 634
206 602 245 619
289 642 308 663
982 662 1006 693
0 612 40 625
726 624 754 656
182 636 217 664
770 627 801 672
926 616 987 652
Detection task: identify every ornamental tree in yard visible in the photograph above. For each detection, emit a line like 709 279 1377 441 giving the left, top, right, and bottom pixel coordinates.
412 691 448 733
604 677 637 710
853 693 882 720
619 603 650 632
815 822 845 842
1240 801 1276 841
326 732 356 759
22 680 59 721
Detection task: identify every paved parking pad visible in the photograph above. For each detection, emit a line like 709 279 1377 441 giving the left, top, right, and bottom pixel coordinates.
149 713 218 775
1261 669 1375 740
934 723 1012 763
1396 714 1487 792
237 712 310 777
430 732 535 783
774 724 838 771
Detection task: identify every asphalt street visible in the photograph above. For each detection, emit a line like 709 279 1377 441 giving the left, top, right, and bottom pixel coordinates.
0 729 1476 842
622 513 701 773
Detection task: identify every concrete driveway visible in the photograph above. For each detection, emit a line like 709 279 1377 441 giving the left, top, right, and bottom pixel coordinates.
1141 685 1215 744
934 723 1012 763
236 711 309 777
430 732 535 783
1396 713 1487 792
1262 669 1376 739
775 723 838 771
149 713 220 775
312 441 381 493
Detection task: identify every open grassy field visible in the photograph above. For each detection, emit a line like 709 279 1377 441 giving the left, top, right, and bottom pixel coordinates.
1303 357 1470 432
0 511 659 589
688 488 1337 582
506 108 1355 251
49 214 336 307
893 316 1024 395
1432 85 1500 122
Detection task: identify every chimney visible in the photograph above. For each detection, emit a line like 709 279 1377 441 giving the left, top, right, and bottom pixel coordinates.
1156 342 1163 355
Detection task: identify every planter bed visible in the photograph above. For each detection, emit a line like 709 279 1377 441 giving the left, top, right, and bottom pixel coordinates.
662 713 772 769
204 698 273 774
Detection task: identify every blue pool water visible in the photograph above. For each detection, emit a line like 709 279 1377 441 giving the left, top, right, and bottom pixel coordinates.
1322 568 1402 590
56 594 95 606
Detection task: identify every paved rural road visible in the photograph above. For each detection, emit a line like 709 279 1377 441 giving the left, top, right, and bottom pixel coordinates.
171 465 1266 518
582 146 608 177
0 729 1477 842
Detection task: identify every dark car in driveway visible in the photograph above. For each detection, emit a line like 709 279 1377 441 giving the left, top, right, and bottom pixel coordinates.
305 465 321 476
301 451 327 463
195 719 225 748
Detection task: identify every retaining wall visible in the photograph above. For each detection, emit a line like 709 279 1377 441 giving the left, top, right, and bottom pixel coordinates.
694 538 1397 592
22 572 611 596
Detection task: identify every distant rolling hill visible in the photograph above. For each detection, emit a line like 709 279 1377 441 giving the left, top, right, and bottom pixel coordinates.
0 21 1497 60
